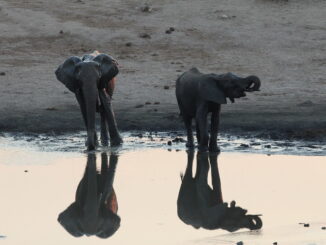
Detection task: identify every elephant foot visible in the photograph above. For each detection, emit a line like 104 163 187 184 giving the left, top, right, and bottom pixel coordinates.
209 144 220 153
198 144 208 152
101 138 109 147
110 136 123 146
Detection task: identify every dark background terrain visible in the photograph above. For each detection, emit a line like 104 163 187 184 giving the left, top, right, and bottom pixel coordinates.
0 0 325 140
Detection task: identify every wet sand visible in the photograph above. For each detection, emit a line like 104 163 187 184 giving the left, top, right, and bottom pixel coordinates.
0 0 325 140
0 146 325 245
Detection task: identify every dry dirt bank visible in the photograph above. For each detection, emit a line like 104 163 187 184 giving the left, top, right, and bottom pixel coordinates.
0 0 325 140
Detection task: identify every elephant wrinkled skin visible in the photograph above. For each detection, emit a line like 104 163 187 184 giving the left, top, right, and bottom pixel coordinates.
55 52 123 151
177 151 262 232
176 68 261 152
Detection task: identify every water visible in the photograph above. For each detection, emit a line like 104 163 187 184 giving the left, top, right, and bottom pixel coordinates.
0 134 325 245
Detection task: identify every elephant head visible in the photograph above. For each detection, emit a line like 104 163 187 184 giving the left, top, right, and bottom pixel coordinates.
177 151 263 232
58 153 120 238
200 72 261 104
55 54 119 150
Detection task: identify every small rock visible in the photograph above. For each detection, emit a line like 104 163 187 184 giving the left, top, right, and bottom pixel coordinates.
240 144 250 148
165 29 172 34
0 72 6 76
145 101 151 105
45 107 58 111
176 69 182 72
273 242 278 245
24 170 28 173
264 144 271 148
164 85 169 90
139 33 151 39
151 53 158 56
140 4 152 12
135 104 144 108
167 141 172 146
236 242 243 245
169 27 175 32
322 226 326 230
304 223 310 227
297 100 314 107
59 30 64 34
154 108 158 112
63 91 69 94
154 101 160 104
168 149 172 152
221 14 229 19
125 42 132 47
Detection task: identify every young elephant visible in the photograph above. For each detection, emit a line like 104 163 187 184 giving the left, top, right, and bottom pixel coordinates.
177 151 262 232
55 52 123 151
176 68 261 152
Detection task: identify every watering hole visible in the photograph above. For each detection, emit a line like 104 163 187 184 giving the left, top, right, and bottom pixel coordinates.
0 132 325 245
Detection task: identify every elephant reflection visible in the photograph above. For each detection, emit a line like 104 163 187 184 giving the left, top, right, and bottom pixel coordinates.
177 151 262 232
58 153 120 238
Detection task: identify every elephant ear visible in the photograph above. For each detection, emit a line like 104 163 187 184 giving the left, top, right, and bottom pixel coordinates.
55 56 81 93
58 203 83 237
199 77 227 104
93 54 119 90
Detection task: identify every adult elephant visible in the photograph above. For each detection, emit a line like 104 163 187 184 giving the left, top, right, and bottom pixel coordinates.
55 52 123 151
177 151 262 232
176 68 261 152
58 153 120 238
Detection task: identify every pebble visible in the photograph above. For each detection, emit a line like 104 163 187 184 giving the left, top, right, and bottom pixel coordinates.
145 101 151 105
45 107 58 111
167 141 172 146
297 100 314 107
140 4 152 12
154 101 160 104
322 226 326 230
125 42 132 47
221 14 229 19
59 30 64 34
236 242 243 245
273 242 278 245
135 104 144 108
164 85 170 90
139 33 151 39
0 72 6 76
24 170 28 173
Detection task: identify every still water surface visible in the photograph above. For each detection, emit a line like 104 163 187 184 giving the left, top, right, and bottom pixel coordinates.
0 143 325 244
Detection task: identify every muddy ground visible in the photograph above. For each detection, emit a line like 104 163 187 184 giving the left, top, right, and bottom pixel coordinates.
0 0 325 140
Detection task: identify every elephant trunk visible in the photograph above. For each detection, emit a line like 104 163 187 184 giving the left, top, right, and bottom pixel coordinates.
82 154 100 233
82 80 98 151
244 76 261 92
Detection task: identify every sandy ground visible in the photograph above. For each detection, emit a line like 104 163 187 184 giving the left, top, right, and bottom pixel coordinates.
0 0 325 140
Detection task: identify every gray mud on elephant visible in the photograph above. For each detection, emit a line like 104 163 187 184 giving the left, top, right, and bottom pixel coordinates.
176 68 261 152
55 52 123 151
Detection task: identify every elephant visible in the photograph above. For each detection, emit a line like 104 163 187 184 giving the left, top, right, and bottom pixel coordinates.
58 152 120 238
177 151 262 232
176 68 261 152
55 51 123 151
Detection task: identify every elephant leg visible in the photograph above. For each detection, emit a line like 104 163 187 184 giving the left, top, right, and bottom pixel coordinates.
182 115 194 148
100 107 109 146
75 90 98 147
196 105 209 152
209 106 221 152
196 123 200 145
98 90 123 146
